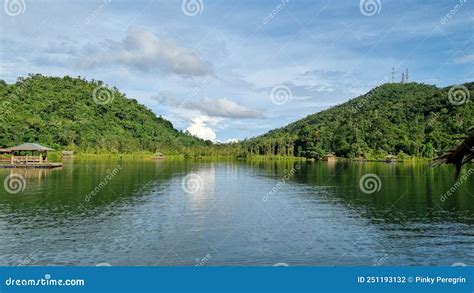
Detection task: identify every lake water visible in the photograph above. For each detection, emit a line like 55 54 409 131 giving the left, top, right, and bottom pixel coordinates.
0 160 473 266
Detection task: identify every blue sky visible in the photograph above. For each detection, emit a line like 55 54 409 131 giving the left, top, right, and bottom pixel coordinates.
1 0 473 141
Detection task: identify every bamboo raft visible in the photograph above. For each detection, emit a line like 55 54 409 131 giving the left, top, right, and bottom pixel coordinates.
0 163 62 169
0 156 62 168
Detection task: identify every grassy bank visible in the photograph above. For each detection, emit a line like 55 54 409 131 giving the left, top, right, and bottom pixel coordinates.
48 151 436 163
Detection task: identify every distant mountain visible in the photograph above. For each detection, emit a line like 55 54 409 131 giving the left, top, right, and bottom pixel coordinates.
0 74 209 153
240 82 474 159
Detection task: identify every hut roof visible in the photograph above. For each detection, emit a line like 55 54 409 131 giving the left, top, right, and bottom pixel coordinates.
0 148 11 153
7 143 54 152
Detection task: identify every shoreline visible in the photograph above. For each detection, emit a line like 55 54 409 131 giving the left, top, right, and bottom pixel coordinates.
54 152 437 163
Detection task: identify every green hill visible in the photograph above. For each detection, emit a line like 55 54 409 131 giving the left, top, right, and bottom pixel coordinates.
1 76 472 159
239 82 474 159
0 74 209 154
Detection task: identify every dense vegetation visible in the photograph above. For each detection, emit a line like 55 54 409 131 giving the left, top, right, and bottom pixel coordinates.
232 82 474 160
1 75 472 159
0 75 210 154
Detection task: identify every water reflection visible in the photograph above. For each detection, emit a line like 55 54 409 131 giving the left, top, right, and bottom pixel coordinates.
183 164 216 205
0 160 472 266
0 167 61 195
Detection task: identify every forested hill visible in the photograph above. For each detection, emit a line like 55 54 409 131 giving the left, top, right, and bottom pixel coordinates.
239 82 474 159
1 76 472 158
0 75 209 153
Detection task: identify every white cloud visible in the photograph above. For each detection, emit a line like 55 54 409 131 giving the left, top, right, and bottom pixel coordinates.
216 138 239 144
155 93 263 119
80 27 213 76
186 116 217 141
187 98 263 119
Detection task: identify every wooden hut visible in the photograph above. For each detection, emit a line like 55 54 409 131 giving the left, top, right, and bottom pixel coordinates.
384 155 397 163
322 153 336 162
1 143 62 168
62 151 74 158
